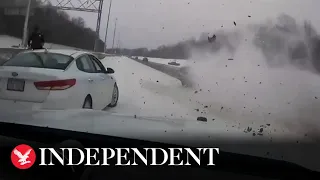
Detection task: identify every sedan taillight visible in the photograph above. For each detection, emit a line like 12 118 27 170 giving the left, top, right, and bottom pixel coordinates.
34 79 76 90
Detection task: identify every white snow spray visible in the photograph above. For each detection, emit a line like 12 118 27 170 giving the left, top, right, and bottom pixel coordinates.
185 15 320 139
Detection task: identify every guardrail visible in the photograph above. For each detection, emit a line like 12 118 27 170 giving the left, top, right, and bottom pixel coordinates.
130 58 193 87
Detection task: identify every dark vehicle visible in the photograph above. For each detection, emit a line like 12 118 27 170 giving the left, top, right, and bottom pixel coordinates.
143 57 149 62
168 61 180 66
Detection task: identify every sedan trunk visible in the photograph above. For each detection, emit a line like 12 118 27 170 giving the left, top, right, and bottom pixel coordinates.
0 67 63 103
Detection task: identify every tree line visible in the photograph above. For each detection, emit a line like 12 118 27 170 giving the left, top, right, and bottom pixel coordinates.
2 2 320 66
107 32 235 60
110 14 320 67
0 0 212 58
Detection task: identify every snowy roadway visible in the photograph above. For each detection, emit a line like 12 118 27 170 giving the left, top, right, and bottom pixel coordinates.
103 56 320 171
103 56 197 119
103 56 319 141
0 55 319 171
0 54 309 140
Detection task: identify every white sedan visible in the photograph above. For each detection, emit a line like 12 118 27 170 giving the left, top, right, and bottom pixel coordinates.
0 49 119 110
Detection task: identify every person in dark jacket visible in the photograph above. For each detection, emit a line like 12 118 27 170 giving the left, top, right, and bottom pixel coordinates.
28 26 45 50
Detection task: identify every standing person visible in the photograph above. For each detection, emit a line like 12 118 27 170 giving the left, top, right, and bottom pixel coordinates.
28 25 45 50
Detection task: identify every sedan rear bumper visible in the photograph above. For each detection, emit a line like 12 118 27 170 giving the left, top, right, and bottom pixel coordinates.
0 99 42 111
0 94 83 111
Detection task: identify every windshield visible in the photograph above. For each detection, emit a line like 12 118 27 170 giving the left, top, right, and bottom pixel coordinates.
2 52 74 70
0 0 319 175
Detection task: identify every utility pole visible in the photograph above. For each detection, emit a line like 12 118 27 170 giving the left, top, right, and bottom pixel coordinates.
93 0 104 52
112 18 117 49
117 32 120 49
22 0 32 48
104 0 112 53
116 32 120 54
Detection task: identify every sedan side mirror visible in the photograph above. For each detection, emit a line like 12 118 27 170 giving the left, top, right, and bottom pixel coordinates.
106 67 115 74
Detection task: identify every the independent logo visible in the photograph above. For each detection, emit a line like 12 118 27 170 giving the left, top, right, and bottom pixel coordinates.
11 144 36 169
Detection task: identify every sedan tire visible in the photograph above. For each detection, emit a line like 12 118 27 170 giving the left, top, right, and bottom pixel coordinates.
108 83 119 108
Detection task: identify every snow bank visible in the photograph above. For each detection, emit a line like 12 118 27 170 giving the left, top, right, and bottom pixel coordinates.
182 26 320 142
102 56 199 120
0 35 79 49
102 56 313 141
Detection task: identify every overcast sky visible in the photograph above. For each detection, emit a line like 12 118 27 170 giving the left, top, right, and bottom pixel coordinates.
62 0 320 49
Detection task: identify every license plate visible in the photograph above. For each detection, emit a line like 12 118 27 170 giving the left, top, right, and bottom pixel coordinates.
7 78 25 92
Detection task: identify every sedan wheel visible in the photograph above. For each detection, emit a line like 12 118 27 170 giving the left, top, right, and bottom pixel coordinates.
108 84 119 107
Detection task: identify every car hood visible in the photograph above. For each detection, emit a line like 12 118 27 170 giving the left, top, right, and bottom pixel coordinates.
0 109 319 172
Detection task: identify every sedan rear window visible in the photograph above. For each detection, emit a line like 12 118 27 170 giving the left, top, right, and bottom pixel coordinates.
2 52 74 70
0 48 24 65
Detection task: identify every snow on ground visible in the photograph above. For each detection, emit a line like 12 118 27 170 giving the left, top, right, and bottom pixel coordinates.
0 35 317 142
0 35 78 49
102 56 202 120
157 30 320 143
101 56 313 142
137 56 188 67
0 50 318 170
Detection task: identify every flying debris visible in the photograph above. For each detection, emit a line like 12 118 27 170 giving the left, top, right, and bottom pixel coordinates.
208 34 216 43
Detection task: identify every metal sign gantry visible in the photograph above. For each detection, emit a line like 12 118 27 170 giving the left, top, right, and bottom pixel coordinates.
39 0 104 51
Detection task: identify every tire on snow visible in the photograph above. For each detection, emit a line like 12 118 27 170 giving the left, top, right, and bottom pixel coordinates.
108 83 119 107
